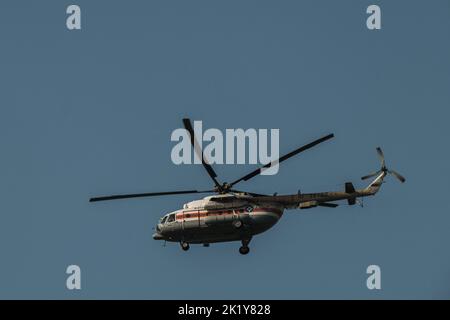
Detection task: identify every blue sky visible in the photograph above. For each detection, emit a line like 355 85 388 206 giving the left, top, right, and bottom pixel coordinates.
0 0 449 299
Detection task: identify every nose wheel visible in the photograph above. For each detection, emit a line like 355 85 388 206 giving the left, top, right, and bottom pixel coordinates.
180 241 190 251
239 246 250 255
239 238 251 255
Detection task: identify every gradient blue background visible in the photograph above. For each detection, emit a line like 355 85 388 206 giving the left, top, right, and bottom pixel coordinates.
1 0 449 299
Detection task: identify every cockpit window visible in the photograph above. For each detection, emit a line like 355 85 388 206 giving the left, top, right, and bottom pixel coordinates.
167 214 175 223
161 216 168 224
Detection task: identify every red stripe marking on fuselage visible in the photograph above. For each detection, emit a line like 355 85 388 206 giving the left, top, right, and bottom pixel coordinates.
175 207 283 221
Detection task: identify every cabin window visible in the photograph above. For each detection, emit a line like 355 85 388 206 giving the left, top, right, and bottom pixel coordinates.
167 214 175 223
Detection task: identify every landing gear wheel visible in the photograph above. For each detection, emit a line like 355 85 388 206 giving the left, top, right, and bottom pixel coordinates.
180 242 190 251
233 220 243 229
239 246 250 255
239 238 251 255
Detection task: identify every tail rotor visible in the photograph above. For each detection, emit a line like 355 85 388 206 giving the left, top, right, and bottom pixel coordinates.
361 147 406 183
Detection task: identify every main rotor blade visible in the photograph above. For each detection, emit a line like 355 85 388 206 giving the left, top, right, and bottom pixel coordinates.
183 118 222 190
229 133 334 187
229 189 268 197
389 170 406 183
89 190 214 202
361 171 381 180
376 147 385 168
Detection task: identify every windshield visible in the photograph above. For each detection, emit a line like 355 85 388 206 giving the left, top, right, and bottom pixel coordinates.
160 216 168 224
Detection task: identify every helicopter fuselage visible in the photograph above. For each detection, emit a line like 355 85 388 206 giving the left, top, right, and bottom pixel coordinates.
152 195 283 244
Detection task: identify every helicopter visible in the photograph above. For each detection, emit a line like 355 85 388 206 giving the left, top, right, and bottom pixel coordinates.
89 118 405 255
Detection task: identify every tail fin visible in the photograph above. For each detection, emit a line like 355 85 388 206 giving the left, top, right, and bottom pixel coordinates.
364 171 387 195
345 182 356 205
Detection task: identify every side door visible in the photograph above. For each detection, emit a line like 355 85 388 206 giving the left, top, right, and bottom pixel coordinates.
237 203 253 224
199 209 208 228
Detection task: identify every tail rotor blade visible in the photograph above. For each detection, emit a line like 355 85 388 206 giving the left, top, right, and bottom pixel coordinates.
389 170 406 183
376 147 386 168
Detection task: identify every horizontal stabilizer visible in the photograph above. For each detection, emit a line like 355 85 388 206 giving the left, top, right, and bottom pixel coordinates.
318 202 339 208
299 201 338 209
